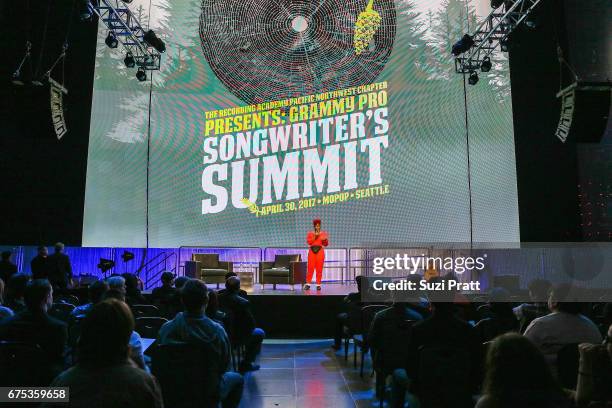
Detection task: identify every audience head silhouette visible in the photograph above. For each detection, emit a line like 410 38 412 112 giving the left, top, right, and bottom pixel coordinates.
106 276 126 298
24 279 53 313
528 278 552 303
225 271 238 281
225 276 241 292
54 242 64 254
160 271 175 287
89 279 109 304
1 251 11 262
355 275 363 293
78 298 134 367
174 276 189 289
548 283 581 314
181 278 208 314
37 246 48 257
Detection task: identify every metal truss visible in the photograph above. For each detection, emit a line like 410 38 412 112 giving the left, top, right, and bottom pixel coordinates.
455 0 543 74
88 0 161 70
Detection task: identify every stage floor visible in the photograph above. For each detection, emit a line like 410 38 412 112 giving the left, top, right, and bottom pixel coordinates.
243 283 356 297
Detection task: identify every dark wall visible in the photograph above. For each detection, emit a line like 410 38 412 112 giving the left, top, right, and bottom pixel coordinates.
508 0 583 241
0 2 97 245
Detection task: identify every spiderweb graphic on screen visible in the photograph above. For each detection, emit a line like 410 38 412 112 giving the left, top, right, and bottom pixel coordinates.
199 0 397 105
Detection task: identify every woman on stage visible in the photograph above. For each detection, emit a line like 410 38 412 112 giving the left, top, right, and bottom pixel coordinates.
304 219 329 291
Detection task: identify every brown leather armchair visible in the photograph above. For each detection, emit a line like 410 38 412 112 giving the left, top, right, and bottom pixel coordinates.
259 254 307 290
185 254 233 288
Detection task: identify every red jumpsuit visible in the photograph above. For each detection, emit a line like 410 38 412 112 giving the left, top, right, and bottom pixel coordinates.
306 230 329 285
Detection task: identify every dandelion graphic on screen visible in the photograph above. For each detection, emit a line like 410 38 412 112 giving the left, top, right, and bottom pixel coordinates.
354 0 382 55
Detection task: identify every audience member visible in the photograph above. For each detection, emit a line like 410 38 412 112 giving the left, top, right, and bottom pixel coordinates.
218 276 264 372
574 323 612 407
174 275 189 290
43 299 163 408
4 273 29 313
0 279 67 373
151 271 177 304
332 275 364 350
513 278 552 332
475 333 572 408
206 289 227 324
474 288 519 343
158 279 243 408
0 250 18 283
47 242 73 290
123 273 146 305
103 276 148 371
217 271 248 299
0 278 14 320
71 280 109 318
391 276 481 408
524 283 601 366
31 246 51 280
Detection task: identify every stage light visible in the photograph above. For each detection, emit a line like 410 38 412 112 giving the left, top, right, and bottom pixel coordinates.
500 39 509 52
468 71 479 85
124 52 135 68
105 32 118 48
143 30 166 53
136 67 147 82
97 258 115 273
491 0 504 8
79 0 93 21
480 56 492 72
121 250 135 262
451 34 474 56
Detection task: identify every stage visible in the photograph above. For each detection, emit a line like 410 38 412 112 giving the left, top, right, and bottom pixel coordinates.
244 283 356 338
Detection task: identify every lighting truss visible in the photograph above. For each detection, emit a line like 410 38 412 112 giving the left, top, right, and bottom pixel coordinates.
455 0 543 74
87 0 161 70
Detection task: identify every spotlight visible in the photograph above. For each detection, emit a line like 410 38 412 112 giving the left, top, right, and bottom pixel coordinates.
97 258 115 273
468 71 479 85
105 32 118 48
124 52 135 68
121 250 135 262
491 0 504 8
136 67 147 82
451 34 474 56
480 56 492 72
500 39 509 52
143 30 166 53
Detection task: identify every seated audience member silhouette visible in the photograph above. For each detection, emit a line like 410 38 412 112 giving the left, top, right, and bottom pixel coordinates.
206 289 227 325
4 273 29 314
123 273 146 305
31 246 51 280
0 250 18 284
218 276 265 372
574 323 612 407
42 299 163 408
513 278 552 332
475 333 572 408
71 280 109 319
332 275 365 350
0 278 14 320
47 242 73 290
217 272 248 299
151 271 177 305
174 276 189 290
391 276 481 408
0 279 67 373
524 283 601 367
474 287 519 343
158 279 244 408
103 277 148 371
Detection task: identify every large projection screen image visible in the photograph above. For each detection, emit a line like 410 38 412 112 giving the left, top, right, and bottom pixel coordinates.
82 0 519 248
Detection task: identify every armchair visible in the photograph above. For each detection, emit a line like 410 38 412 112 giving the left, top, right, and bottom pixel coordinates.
259 254 307 290
185 254 233 288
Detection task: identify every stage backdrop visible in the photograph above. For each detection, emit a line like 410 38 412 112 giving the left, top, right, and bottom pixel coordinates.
82 0 519 248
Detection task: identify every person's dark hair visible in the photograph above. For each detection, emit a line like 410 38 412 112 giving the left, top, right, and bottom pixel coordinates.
24 279 52 311
54 242 64 253
528 279 552 302
103 288 125 302
355 275 363 292
121 273 139 291
37 246 46 252
550 283 582 314
88 280 109 304
0 278 6 305
1 251 12 261
78 298 134 367
206 290 220 319
427 275 457 313
160 271 175 285
6 274 30 302
181 279 209 313
225 276 240 292
483 333 565 407
174 276 189 289
224 271 237 281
